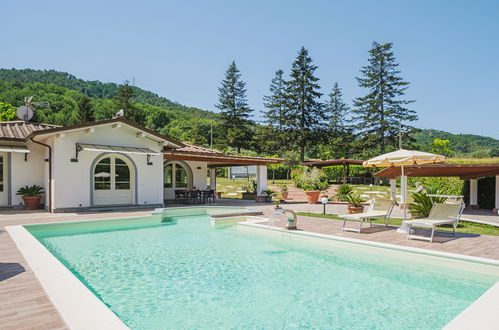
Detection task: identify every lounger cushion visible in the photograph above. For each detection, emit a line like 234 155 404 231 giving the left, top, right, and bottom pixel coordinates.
405 218 455 227
339 211 388 221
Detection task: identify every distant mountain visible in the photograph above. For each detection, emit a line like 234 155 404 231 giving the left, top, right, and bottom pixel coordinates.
0 68 215 119
413 129 499 157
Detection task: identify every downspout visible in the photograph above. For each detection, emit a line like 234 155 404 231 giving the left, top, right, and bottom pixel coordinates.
30 137 53 213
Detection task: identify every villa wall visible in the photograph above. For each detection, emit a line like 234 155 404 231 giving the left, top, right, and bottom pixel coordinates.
49 124 164 211
10 142 47 207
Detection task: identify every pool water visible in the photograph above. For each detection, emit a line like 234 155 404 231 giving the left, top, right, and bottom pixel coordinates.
30 213 497 329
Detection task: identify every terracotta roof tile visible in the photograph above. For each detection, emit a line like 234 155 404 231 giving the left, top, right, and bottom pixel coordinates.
0 121 60 140
175 143 225 155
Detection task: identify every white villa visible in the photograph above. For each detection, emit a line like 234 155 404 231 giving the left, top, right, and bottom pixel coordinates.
0 118 280 212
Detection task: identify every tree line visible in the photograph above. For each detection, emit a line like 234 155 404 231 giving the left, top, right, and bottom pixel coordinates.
216 42 418 161
1 43 498 159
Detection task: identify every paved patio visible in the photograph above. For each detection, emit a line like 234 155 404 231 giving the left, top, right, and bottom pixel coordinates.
1 201 499 329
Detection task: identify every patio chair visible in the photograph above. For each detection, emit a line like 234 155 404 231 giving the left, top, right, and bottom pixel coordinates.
405 201 464 243
339 199 395 233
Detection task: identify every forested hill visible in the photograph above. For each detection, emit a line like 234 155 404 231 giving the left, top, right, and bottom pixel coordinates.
0 68 497 157
0 68 214 118
413 129 499 157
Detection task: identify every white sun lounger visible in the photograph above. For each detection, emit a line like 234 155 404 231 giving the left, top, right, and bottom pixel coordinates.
339 199 395 233
405 201 464 243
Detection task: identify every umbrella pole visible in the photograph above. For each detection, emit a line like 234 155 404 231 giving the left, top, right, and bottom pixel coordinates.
396 165 411 233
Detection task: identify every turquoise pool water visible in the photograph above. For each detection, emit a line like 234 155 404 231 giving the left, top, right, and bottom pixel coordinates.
29 210 498 329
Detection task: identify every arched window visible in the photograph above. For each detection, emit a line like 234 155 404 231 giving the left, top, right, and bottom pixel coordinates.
164 161 192 189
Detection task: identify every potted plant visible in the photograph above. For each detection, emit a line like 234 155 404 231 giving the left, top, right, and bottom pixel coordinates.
17 185 44 210
292 167 329 204
279 184 289 200
334 184 353 202
241 180 257 200
342 193 366 214
258 189 276 203
273 199 281 210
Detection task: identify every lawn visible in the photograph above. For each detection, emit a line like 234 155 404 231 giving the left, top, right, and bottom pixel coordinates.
215 178 292 199
215 178 411 201
296 212 499 236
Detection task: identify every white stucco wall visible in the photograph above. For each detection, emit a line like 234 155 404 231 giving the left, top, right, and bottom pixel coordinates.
10 142 47 207
48 124 164 210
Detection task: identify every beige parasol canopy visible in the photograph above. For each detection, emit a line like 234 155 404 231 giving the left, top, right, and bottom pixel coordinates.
363 149 446 167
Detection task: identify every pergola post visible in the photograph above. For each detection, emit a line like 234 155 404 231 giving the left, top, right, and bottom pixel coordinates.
494 175 499 214
469 179 478 208
209 168 216 190
400 175 408 206
390 179 397 201
256 165 267 195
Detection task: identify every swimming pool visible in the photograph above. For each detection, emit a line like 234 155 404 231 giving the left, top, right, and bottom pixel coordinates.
23 207 499 329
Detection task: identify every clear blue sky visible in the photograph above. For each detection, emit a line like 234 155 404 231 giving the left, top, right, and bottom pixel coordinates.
1 0 498 137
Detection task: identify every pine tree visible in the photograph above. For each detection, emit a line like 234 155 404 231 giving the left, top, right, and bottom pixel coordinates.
215 61 253 153
263 69 287 129
325 82 349 134
75 95 94 123
353 42 417 154
262 69 288 154
285 47 324 161
114 81 143 125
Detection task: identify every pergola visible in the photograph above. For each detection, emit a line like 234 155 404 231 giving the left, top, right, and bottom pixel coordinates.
164 143 282 194
375 163 499 212
300 159 365 184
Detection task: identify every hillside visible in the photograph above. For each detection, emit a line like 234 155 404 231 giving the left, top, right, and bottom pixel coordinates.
0 68 497 157
413 129 499 157
0 68 215 119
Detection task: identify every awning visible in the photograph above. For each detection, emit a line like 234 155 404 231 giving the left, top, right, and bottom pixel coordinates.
0 145 30 153
77 143 160 156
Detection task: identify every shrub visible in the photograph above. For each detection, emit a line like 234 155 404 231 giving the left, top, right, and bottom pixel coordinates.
335 184 353 199
16 185 44 196
292 167 329 191
342 193 366 207
408 185 447 218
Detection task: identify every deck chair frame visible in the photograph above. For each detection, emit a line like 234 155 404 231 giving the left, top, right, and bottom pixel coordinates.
341 199 395 234
406 199 464 243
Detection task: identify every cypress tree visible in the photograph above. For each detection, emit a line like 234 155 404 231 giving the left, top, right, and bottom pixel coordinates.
75 95 94 123
285 47 324 161
353 42 417 154
215 61 253 153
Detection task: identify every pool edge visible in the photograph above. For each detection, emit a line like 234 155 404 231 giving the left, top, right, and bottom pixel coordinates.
6 225 129 330
238 220 499 329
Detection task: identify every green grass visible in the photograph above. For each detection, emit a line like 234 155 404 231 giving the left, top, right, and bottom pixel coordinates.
296 212 499 236
215 178 292 199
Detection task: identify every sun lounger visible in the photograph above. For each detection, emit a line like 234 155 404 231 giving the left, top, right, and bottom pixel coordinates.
339 199 395 233
405 201 464 243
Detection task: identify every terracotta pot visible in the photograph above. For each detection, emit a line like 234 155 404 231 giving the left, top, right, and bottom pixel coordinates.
305 191 320 204
348 206 364 214
281 193 288 200
22 196 41 210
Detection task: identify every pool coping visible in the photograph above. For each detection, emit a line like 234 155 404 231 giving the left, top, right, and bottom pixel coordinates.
6 224 129 330
238 219 499 329
6 210 499 329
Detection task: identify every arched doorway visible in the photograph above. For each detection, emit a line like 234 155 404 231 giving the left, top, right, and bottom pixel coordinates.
164 161 193 199
93 154 135 205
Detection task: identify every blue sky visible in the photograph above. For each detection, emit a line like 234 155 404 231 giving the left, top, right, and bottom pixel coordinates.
1 0 498 137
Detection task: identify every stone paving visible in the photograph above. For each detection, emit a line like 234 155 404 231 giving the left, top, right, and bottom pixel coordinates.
1 202 499 329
